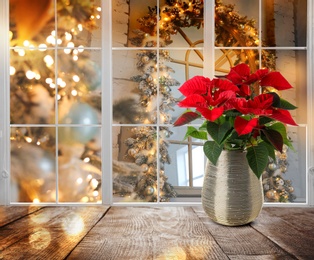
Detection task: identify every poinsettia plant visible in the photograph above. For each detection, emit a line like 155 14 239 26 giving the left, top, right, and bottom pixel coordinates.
173 63 298 179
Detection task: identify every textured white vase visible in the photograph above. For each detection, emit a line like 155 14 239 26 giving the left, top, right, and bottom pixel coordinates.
202 150 264 226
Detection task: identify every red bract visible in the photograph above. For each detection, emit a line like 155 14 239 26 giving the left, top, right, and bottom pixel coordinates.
269 109 298 126
197 106 224 121
260 72 293 90
178 76 210 96
178 78 238 120
234 117 258 135
226 63 251 84
177 94 207 108
231 93 274 115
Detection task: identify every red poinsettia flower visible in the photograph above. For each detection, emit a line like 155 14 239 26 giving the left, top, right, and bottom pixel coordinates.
177 78 238 122
174 63 298 179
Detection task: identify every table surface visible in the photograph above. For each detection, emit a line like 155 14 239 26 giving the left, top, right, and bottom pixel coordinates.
0 205 314 259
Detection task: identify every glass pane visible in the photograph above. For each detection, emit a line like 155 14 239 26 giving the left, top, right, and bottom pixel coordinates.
9 0 55 47
112 0 130 47
191 145 206 187
215 0 259 47
163 49 203 124
112 50 157 124
159 0 204 48
163 126 203 201
10 49 56 124
58 127 101 202
11 127 56 203
124 0 158 47
215 49 259 76
112 126 158 202
57 49 101 124
56 0 102 48
262 0 307 47
264 50 307 125
263 126 306 203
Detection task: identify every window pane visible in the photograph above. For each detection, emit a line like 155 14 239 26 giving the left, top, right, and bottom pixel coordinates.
58 127 101 203
57 0 102 48
262 0 307 47
9 0 55 47
163 126 204 198
215 0 259 47
57 49 102 118
112 50 158 124
112 126 158 202
10 49 56 124
214 49 259 76
11 127 56 203
192 146 206 187
123 0 158 48
159 0 204 48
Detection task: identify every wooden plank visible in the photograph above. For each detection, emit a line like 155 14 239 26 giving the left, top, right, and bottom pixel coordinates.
251 207 314 259
0 206 109 259
67 206 229 260
0 206 42 227
193 206 295 259
263 207 314 232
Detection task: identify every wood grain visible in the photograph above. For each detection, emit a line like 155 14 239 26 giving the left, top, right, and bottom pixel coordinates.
67 206 229 260
251 207 314 259
0 206 109 260
0 206 313 259
193 206 296 259
0 206 42 227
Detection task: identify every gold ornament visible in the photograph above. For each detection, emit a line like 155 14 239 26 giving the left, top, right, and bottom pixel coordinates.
144 186 155 196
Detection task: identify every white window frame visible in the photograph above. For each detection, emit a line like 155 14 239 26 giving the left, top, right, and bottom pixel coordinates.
0 0 313 206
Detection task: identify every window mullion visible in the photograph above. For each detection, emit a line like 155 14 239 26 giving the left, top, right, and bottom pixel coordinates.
0 0 10 205
203 0 215 78
102 0 113 205
308 0 314 206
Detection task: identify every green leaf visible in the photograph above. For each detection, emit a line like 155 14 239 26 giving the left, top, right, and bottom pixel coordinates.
207 121 232 145
246 142 269 179
184 126 208 140
199 121 208 131
203 141 223 165
278 98 298 110
259 116 274 126
263 141 276 161
261 128 284 152
267 122 293 149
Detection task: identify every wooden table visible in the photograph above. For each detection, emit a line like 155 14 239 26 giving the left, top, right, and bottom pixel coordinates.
0 206 313 259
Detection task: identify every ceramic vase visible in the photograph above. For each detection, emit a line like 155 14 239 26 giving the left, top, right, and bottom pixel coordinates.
202 150 264 226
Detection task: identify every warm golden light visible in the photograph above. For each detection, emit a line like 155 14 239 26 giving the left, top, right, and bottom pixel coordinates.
62 213 85 236
10 66 16 75
44 55 54 67
29 228 51 250
33 198 40 203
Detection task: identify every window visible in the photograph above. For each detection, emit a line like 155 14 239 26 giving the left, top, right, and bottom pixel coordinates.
0 0 312 205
